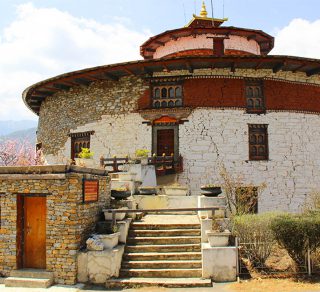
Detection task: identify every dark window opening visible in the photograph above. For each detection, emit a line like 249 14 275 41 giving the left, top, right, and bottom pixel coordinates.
245 80 265 114
152 85 183 108
69 131 94 160
249 124 268 161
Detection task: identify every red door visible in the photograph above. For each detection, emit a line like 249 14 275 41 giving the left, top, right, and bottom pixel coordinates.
157 129 174 156
23 197 46 269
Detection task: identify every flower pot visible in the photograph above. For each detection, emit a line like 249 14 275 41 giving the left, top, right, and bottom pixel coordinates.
200 186 222 197
111 190 131 200
140 157 148 165
95 232 120 249
206 230 231 247
139 186 158 195
104 207 128 221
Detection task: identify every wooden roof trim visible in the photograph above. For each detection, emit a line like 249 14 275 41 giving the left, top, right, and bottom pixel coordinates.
140 26 274 58
23 55 320 115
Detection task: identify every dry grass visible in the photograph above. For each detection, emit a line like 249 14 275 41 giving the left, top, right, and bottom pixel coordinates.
228 277 320 292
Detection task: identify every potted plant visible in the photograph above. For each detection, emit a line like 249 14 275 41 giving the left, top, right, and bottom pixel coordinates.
75 148 95 168
138 186 158 195
200 184 222 197
206 220 231 247
111 186 131 200
135 149 149 165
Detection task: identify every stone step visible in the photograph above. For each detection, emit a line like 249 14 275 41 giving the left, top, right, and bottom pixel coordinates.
122 260 202 269
131 223 200 230
129 229 201 237
10 269 54 280
124 252 201 261
120 268 202 278
127 236 201 245
106 277 212 288
5 277 53 288
126 244 201 253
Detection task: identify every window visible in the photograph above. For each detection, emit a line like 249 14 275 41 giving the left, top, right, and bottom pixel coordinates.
245 80 265 114
248 124 268 161
152 85 183 108
69 131 94 160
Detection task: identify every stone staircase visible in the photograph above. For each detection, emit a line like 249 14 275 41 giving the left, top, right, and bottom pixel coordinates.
5 269 54 288
107 219 212 288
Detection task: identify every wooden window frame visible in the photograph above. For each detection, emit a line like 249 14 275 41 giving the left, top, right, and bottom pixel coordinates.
69 131 94 160
245 80 265 114
248 124 268 161
152 84 183 109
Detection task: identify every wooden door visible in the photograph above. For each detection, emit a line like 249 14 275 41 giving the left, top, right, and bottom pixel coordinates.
157 129 174 156
23 196 46 269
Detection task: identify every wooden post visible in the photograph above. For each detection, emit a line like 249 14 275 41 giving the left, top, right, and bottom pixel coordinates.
112 156 118 172
307 241 312 276
100 155 105 168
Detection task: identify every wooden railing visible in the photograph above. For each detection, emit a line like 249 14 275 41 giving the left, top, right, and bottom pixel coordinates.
99 154 183 175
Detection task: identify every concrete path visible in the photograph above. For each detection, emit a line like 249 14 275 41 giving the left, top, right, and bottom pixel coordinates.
0 283 231 292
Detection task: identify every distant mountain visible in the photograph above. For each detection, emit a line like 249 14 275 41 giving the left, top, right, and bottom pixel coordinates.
0 120 37 136
0 127 37 145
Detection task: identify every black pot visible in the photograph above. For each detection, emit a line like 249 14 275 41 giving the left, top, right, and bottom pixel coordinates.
111 190 131 200
200 186 222 196
139 187 157 195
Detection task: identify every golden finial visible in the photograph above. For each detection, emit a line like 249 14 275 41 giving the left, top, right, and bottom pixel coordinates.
200 1 208 18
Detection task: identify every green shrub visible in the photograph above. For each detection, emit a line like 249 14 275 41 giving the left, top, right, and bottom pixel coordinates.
232 212 278 267
271 213 320 266
78 148 94 159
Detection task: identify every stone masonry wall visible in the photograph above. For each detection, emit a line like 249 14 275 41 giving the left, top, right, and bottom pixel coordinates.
0 170 110 285
38 76 149 157
178 109 320 213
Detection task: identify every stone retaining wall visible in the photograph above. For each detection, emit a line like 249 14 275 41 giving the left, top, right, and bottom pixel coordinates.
0 165 110 285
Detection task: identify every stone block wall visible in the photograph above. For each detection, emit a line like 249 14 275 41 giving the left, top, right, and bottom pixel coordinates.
178 109 320 212
0 166 110 285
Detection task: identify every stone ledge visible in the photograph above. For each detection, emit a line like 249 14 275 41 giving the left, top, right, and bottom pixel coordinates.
0 164 108 176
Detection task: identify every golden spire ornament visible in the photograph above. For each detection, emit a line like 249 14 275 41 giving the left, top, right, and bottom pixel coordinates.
200 1 208 18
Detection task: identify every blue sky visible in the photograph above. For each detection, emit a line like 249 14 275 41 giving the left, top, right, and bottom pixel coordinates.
0 0 320 121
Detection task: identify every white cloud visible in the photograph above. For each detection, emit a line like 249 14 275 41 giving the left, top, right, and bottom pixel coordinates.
271 18 320 58
0 3 151 121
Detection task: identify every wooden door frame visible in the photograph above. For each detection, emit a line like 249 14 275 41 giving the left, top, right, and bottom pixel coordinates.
16 194 47 269
152 125 179 161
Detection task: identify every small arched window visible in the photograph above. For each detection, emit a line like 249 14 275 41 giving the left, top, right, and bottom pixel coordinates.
168 87 174 98
154 88 160 98
175 87 182 97
161 88 167 98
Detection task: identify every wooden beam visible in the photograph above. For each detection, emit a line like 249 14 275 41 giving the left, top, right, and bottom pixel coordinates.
52 83 71 90
143 66 153 76
161 63 170 72
170 34 178 41
32 90 54 96
230 62 236 73
292 63 307 73
247 34 257 41
272 62 285 73
145 48 156 53
122 67 136 75
155 40 165 46
103 72 119 81
73 78 91 86
185 62 194 73
306 67 320 77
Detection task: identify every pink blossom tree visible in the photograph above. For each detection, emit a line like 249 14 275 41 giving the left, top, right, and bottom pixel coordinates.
0 139 39 166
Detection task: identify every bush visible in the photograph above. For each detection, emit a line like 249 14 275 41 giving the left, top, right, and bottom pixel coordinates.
232 212 278 267
271 213 320 267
